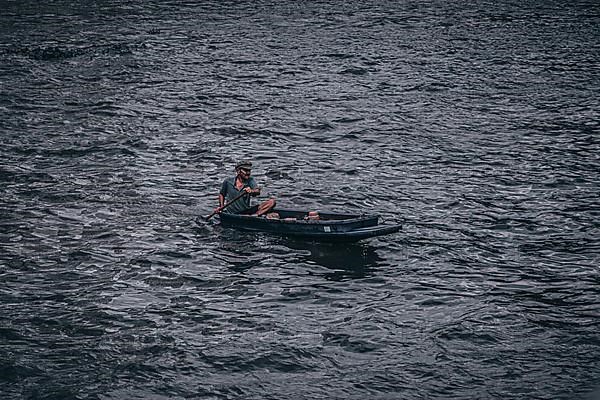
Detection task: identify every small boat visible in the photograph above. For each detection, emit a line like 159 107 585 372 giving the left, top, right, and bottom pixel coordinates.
217 209 401 242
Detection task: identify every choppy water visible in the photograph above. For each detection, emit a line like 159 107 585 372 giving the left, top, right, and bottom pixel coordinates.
1 1 599 399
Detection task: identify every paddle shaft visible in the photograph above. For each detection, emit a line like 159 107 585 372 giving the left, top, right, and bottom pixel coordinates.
204 190 249 221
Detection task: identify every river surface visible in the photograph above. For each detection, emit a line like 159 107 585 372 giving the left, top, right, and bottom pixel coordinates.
1 1 599 399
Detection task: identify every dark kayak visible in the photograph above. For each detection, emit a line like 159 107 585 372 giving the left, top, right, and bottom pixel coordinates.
218 209 401 242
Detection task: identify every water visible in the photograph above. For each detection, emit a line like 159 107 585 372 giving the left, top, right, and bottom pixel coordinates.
1 1 599 399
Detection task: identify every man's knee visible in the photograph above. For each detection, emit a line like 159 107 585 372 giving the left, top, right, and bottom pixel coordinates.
262 198 275 208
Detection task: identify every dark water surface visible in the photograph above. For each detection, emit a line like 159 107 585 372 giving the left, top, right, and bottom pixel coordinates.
1 1 599 399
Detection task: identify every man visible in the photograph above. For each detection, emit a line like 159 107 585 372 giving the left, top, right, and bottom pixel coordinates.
215 160 276 216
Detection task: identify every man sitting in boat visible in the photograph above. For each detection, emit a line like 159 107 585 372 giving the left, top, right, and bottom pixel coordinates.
215 160 276 216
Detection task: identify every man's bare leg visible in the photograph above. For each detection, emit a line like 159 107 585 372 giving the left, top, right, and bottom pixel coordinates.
253 198 276 216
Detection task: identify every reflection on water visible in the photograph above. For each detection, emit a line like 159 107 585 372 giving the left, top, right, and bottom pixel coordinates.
201 221 383 279
283 238 381 280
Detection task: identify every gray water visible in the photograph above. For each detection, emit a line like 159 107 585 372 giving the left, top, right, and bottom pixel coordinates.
1 1 599 399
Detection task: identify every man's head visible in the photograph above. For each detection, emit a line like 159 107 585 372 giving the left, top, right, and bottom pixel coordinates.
235 160 252 179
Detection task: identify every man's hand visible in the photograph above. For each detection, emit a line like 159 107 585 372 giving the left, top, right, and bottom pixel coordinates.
244 187 260 196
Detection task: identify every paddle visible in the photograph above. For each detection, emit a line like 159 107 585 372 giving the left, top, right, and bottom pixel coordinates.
204 190 249 221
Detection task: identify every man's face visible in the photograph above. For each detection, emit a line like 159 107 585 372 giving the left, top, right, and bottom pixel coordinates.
237 167 251 180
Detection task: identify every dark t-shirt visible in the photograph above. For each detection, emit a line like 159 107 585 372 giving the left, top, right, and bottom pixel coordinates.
219 176 257 214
